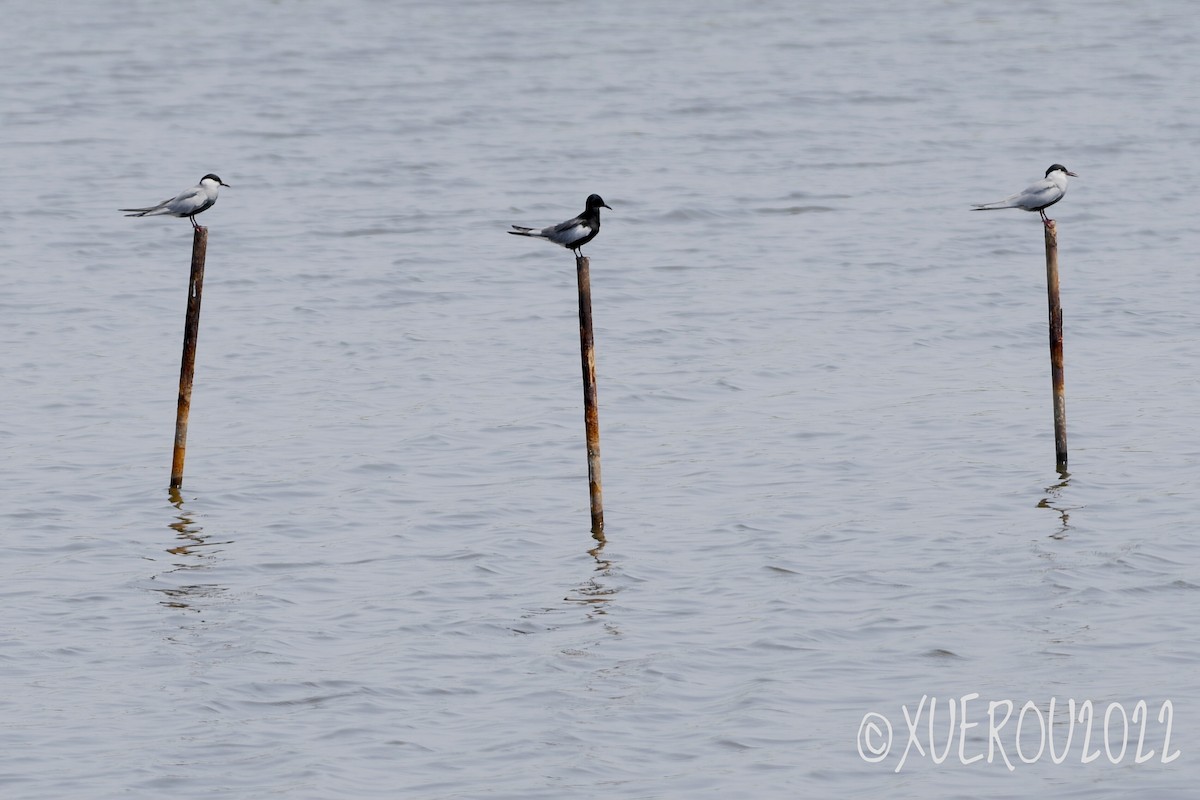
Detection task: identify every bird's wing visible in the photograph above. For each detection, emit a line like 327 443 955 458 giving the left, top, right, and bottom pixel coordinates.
120 198 172 213
975 181 1044 210
1016 178 1061 208
167 186 209 215
545 217 588 244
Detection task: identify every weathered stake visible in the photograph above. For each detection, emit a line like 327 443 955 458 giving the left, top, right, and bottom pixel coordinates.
575 254 604 533
170 226 208 488
1044 221 1068 470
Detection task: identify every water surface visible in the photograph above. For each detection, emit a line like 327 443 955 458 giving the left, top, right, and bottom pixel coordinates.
2 1 1199 797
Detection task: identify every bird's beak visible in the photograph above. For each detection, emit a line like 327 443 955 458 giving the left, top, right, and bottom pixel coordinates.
1066 171 1078 177
222 181 232 187
603 203 612 210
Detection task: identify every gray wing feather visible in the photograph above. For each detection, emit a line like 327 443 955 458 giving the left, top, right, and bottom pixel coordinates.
545 219 587 245
120 199 172 213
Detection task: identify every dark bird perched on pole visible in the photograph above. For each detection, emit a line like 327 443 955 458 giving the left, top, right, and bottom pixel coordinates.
509 194 611 256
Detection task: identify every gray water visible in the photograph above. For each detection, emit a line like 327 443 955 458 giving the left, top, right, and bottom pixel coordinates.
3 1 1200 797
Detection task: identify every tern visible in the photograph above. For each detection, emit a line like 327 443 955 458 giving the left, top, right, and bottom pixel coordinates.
122 174 230 229
972 164 1077 226
509 194 611 256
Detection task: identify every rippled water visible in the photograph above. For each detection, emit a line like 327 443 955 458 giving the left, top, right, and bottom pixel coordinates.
3 1 1200 797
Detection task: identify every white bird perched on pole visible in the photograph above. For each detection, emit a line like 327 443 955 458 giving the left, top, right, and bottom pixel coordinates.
973 164 1077 226
122 174 230 229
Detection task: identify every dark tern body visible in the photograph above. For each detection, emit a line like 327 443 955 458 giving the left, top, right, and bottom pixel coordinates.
509 194 611 256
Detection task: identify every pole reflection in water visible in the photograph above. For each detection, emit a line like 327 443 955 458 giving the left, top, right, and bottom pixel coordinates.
564 534 619 621
1038 470 1075 540
152 488 228 610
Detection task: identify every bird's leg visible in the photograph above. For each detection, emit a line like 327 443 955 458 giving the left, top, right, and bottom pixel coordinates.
190 215 199 229
1040 209 1053 227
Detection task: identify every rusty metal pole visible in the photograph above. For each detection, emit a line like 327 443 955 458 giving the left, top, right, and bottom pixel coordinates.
575 254 604 533
1044 220 1068 470
170 226 208 488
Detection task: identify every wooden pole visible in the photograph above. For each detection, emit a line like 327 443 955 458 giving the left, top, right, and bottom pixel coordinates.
575 254 604 533
170 226 208 488
1044 220 1067 470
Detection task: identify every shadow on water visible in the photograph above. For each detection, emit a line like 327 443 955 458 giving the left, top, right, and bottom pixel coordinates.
151 487 228 610
1038 468 1075 540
